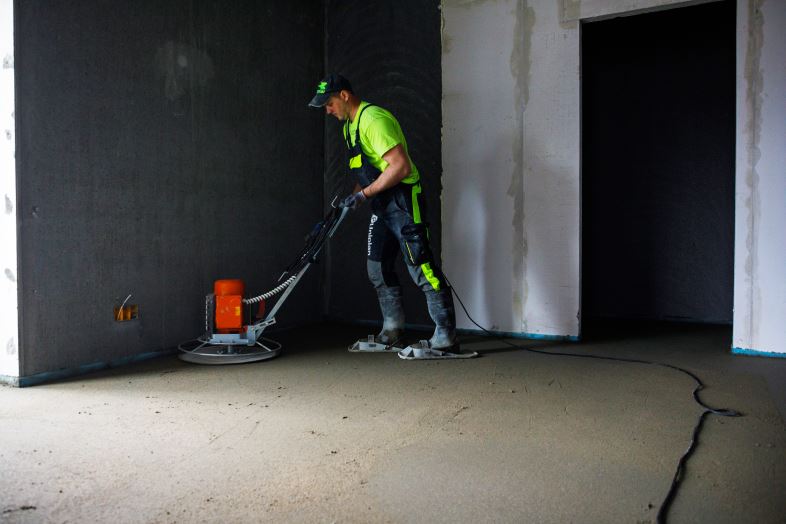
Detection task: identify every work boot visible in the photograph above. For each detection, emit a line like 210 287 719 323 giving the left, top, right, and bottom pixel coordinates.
425 288 459 351
376 286 405 345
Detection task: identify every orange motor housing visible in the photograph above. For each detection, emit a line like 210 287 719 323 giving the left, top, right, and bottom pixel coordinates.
214 279 245 333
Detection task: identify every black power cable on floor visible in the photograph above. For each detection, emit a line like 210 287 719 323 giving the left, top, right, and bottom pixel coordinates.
445 276 742 524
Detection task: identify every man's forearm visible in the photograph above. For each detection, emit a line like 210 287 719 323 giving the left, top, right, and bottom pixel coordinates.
362 167 408 198
361 145 411 198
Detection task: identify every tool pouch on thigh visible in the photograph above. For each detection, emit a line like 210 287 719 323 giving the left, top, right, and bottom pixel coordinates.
400 223 433 266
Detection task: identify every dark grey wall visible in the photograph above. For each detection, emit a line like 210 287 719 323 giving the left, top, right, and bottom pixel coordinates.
323 0 443 327
15 1 324 376
581 0 736 325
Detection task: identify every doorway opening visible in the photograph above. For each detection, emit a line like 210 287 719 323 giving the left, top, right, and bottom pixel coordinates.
581 0 736 337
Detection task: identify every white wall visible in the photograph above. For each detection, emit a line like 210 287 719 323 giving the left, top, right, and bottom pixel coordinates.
442 0 682 339
442 0 520 335
442 0 581 338
0 0 18 377
733 0 786 356
442 0 785 353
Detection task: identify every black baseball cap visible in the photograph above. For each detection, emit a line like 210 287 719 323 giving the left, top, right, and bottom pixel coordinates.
308 73 353 107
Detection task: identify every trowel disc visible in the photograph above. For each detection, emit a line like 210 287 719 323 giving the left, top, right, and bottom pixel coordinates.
177 337 282 365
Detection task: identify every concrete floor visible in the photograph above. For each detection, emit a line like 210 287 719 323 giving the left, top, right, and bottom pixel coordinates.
1 322 785 523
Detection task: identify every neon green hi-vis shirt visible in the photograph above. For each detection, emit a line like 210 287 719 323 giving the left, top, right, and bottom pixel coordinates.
343 101 420 185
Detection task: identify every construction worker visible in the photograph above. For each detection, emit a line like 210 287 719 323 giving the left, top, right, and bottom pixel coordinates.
308 73 463 359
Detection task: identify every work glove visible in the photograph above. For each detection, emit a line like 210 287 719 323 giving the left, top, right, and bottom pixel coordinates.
340 190 367 210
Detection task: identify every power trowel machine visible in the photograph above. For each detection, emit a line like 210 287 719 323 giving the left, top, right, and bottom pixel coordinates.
178 197 477 364
178 202 349 365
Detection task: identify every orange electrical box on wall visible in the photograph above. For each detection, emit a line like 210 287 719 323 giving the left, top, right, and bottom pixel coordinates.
214 279 245 333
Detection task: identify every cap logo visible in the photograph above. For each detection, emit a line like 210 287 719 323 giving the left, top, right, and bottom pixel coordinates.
316 81 328 94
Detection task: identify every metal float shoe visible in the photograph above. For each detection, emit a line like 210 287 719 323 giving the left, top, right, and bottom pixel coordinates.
397 340 478 360
348 334 402 353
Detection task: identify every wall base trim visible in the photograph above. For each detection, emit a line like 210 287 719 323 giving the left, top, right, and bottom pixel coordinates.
731 347 786 359
4 349 175 388
0 374 19 387
458 328 580 342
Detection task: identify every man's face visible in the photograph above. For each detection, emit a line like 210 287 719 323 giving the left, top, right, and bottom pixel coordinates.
324 92 350 121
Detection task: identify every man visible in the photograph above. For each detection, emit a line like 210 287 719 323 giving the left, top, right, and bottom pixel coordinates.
309 73 469 359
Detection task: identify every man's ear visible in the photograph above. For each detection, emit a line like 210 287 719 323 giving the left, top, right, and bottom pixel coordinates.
340 90 351 102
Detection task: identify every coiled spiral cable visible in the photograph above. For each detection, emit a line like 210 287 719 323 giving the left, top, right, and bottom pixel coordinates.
242 275 297 305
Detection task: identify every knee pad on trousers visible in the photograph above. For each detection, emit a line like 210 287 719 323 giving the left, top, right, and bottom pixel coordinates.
400 223 434 266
